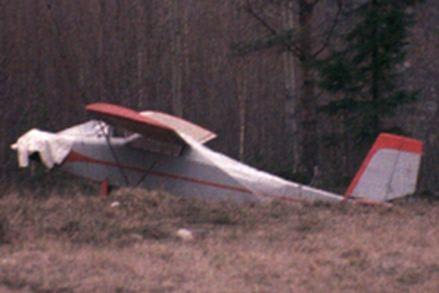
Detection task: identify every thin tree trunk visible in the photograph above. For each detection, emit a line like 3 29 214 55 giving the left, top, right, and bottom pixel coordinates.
171 0 183 116
282 0 299 172
96 0 105 100
236 63 248 161
181 0 190 99
135 0 145 108
298 0 317 180
370 0 380 135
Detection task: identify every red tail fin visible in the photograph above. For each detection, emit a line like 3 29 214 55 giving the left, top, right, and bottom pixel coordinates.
345 133 423 201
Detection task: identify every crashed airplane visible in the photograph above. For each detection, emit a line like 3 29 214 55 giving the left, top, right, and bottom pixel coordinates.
12 103 423 203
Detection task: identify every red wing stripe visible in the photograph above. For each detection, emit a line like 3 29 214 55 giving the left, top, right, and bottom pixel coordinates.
86 103 184 146
86 103 170 130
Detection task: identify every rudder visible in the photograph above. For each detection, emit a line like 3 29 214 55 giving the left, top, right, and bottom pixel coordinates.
345 133 423 201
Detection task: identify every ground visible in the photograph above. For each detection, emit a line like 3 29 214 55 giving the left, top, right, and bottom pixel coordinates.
0 187 438 292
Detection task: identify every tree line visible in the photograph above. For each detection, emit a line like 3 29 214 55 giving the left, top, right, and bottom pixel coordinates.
0 0 437 194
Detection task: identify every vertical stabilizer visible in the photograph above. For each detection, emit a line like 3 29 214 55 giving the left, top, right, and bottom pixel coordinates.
345 133 423 201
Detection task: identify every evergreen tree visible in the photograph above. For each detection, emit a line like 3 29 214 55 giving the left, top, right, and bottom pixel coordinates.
317 0 421 142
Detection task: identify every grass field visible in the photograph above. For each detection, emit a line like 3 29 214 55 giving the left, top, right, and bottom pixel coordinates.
0 187 438 292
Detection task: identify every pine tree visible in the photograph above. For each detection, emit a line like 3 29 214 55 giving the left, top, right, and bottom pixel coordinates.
317 0 421 143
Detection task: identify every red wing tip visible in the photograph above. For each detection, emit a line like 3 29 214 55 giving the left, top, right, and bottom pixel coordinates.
86 102 111 110
86 102 136 115
85 103 170 130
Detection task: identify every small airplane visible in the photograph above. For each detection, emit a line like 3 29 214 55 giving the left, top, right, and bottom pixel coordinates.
12 103 423 204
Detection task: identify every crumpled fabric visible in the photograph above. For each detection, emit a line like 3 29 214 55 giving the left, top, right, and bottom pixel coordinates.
11 129 74 169
11 120 107 169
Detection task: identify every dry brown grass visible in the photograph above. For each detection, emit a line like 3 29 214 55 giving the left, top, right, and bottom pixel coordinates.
0 188 438 292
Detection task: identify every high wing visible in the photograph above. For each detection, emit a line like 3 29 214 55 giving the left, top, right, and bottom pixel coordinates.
140 111 217 144
86 103 216 155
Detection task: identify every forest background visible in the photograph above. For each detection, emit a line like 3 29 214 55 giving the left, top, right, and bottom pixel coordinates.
0 0 437 195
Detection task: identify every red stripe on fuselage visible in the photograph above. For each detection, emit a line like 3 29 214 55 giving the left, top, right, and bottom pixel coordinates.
65 151 251 194
64 151 304 203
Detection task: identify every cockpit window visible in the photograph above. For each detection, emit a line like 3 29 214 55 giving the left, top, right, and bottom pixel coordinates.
109 126 132 138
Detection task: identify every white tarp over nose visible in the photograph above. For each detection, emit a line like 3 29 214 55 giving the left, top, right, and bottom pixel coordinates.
11 129 74 169
11 120 107 169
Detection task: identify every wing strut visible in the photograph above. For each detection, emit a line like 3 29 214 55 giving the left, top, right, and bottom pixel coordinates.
98 121 160 189
98 122 130 186
133 159 158 188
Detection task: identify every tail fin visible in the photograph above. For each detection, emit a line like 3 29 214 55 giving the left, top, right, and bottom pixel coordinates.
345 133 423 201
